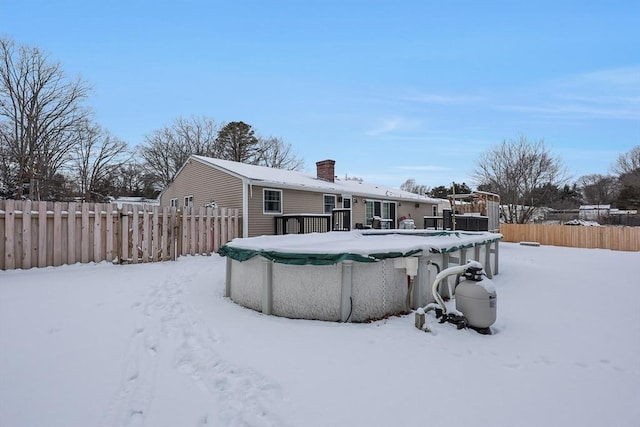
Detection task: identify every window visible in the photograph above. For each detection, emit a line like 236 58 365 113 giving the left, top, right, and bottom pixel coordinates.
170 198 178 208
184 195 193 207
263 189 282 214
365 200 397 227
342 196 351 209
432 205 438 216
323 194 336 214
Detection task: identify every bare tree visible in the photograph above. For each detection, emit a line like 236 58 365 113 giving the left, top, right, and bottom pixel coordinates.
0 37 90 200
578 174 620 206
612 146 640 207
612 145 640 177
256 136 304 170
140 117 305 190
0 122 15 197
108 163 158 198
400 178 430 195
139 116 219 187
473 137 565 223
73 123 130 201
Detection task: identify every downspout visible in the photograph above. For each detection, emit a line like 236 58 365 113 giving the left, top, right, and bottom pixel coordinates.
242 178 250 238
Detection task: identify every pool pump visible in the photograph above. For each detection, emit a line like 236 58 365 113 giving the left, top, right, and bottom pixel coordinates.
417 260 497 335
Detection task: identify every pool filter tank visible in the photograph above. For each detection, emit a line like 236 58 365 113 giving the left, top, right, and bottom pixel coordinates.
455 281 497 330
421 261 497 334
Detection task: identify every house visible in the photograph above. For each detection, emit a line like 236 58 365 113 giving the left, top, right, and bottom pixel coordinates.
579 205 611 221
159 156 446 238
107 196 160 208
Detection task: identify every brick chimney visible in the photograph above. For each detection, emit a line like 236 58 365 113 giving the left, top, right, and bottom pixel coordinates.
316 159 336 182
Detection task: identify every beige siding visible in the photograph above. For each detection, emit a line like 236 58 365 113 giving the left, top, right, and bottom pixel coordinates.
351 197 366 226
160 159 243 209
247 186 269 237
351 195 437 228
283 188 327 214
247 186 439 236
398 201 437 228
247 186 332 237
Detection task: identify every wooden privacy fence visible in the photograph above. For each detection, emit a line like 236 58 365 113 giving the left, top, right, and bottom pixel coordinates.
0 200 241 270
500 224 640 252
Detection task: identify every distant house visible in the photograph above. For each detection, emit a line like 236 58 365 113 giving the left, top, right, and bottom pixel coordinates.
579 205 611 221
108 196 160 208
159 156 445 238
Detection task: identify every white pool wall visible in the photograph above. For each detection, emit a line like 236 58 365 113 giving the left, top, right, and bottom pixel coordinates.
228 257 412 322
350 259 408 321
272 263 342 320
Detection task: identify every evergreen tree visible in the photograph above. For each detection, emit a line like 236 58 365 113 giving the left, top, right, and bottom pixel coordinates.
217 121 260 164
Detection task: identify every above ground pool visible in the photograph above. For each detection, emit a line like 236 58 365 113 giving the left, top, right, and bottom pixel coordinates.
218 230 502 322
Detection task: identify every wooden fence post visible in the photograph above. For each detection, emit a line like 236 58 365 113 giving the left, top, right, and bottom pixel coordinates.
36 201 47 268
4 200 16 270
106 203 114 262
221 207 228 247
181 207 188 257
81 203 90 264
171 207 178 260
141 205 149 263
22 200 32 269
53 202 62 266
114 204 121 263
213 208 220 252
205 207 213 253
4 199 15 270
121 204 130 263
151 206 159 262
67 202 76 265
132 204 139 264
190 207 196 256
93 203 102 263
198 207 206 255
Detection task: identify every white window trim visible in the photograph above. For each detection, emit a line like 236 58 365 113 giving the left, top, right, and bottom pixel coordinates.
365 199 397 223
263 188 283 214
323 194 337 214
170 198 178 208
184 195 194 208
341 194 352 209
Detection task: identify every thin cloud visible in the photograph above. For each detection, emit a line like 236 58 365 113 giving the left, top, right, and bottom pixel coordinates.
394 165 451 172
365 116 422 136
399 91 482 105
496 66 640 120
576 66 640 86
496 102 640 120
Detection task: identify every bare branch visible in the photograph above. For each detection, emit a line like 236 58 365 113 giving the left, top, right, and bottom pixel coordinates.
0 37 91 200
473 136 566 223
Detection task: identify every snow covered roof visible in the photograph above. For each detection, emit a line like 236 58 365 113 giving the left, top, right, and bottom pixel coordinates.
108 196 160 208
579 205 611 210
191 155 444 204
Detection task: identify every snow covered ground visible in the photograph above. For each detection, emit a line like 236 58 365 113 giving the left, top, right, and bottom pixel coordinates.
1 243 638 427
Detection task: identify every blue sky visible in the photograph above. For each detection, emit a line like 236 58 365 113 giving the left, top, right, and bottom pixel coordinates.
2 0 639 189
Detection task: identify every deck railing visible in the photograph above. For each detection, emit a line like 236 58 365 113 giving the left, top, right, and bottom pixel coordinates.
275 209 353 235
274 214 331 235
424 211 490 232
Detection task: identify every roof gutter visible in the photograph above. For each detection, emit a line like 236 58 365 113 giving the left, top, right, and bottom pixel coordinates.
247 180 442 204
